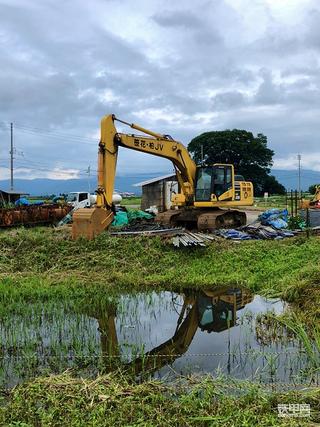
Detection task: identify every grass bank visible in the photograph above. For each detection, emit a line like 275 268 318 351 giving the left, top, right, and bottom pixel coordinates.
0 227 319 302
1 373 319 426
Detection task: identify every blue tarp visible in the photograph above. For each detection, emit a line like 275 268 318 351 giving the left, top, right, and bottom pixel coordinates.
15 197 30 206
217 226 295 241
15 198 44 206
258 208 289 229
217 208 295 240
217 229 252 240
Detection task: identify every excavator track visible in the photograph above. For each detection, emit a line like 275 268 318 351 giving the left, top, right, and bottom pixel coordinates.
156 208 246 231
155 209 182 226
196 210 246 231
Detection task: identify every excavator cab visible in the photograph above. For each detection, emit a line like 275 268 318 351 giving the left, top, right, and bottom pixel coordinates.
195 164 234 202
193 163 254 208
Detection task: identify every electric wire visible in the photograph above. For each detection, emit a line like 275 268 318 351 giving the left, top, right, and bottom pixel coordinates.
0 121 97 145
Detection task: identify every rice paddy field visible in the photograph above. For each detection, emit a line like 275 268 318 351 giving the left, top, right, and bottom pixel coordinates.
0 227 319 426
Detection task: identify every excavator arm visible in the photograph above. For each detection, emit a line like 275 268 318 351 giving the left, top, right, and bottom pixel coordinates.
98 115 196 207
72 114 197 239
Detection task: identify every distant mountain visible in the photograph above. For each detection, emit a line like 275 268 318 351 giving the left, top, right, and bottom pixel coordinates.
1 169 319 196
0 173 167 196
271 169 320 191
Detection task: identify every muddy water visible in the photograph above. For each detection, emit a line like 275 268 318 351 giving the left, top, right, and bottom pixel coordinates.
0 287 313 388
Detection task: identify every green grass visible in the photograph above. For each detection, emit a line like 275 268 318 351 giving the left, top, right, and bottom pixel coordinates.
0 227 319 294
120 196 141 207
1 373 319 426
277 314 320 371
253 192 315 211
254 195 288 209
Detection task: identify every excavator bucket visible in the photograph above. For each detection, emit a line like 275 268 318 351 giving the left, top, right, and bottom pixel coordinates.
72 207 114 240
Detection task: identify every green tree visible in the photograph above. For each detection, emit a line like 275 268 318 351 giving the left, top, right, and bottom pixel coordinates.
188 129 283 195
263 175 286 195
308 184 319 194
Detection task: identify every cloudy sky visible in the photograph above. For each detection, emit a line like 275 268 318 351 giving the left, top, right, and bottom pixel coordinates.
0 0 320 181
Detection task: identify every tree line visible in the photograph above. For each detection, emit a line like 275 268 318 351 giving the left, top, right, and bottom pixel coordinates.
188 129 285 196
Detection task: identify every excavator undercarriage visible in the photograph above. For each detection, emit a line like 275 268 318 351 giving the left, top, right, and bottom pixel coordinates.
156 208 247 231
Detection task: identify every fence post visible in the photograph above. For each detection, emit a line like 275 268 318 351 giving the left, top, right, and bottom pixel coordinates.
294 190 298 216
306 208 310 238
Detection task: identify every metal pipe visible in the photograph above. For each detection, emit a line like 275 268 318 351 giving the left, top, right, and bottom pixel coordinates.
114 116 164 139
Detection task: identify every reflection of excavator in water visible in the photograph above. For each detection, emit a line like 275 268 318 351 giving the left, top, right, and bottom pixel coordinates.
89 287 253 376
73 115 254 239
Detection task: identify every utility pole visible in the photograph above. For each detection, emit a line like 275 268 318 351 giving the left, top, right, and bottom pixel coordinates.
297 154 301 197
86 165 91 193
200 145 204 164
10 122 14 191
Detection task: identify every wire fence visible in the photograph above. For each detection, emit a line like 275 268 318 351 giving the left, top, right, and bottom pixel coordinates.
0 349 307 359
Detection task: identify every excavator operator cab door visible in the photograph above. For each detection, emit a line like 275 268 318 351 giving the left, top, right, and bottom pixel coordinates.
194 164 234 202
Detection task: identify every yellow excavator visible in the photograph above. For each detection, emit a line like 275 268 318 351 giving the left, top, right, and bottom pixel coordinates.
300 185 320 209
73 115 254 239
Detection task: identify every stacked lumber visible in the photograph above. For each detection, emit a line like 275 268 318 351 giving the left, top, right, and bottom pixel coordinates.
172 232 217 247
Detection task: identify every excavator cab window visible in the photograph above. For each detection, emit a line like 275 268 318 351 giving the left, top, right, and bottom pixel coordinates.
195 167 212 201
197 295 234 333
213 165 233 198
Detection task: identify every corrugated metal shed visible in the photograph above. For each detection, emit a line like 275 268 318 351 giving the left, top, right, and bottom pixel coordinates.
1 189 29 195
133 174 178 212
133 174 176 187
0 189 29 205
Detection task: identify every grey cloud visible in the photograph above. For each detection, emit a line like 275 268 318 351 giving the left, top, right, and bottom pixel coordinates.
1 0 320 178
0 2 156 129
152 7 222 47
303 8 320 50
254 70 283 105
152 10 203 29
253 69 320 109
212 91 247 110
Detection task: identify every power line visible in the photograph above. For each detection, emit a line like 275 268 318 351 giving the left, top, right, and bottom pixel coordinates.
14 128 95 146
0 120 97 140
1 122 98 145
